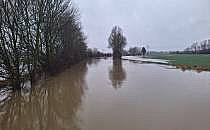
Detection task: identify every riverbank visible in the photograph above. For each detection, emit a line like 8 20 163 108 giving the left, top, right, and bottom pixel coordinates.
148 54 210 71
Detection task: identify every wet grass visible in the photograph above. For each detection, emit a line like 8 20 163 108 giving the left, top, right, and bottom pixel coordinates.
148 54 210 71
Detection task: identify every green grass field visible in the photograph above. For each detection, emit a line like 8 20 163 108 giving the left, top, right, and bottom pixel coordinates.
149 54 210 69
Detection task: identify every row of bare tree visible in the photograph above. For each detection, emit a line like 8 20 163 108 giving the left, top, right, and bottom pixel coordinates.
184 39 210 54
0 0 87 89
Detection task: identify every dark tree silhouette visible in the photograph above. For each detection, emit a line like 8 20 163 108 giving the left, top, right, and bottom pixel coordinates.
108 26 127 59
141 47 147 57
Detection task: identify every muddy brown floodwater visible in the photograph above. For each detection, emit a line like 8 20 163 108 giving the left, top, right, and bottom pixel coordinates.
0 58 210 130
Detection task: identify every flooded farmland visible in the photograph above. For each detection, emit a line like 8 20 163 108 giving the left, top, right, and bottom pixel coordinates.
0 58 210 130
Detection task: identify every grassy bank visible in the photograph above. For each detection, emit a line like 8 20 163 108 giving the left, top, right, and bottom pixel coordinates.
148 54 210 71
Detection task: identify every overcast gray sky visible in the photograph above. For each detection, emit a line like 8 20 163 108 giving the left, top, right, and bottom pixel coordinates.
74 0 210 52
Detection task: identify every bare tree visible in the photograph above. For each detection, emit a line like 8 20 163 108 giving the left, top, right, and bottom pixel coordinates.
0 0 87 89
108 26 127 59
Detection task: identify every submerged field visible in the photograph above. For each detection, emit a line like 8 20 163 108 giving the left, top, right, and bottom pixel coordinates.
149 54 210 71
1 59 210 130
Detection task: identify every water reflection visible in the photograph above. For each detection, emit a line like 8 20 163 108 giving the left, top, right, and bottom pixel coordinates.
0 87 13 106
109 59 127 89
87 59 100 66
0 62 88 130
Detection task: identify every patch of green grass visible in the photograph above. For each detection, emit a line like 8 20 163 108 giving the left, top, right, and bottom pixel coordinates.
149 54 210 68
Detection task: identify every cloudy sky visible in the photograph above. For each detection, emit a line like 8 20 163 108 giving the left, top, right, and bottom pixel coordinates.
74 0 210 51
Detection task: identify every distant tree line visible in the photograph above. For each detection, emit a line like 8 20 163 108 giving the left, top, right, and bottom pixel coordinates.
127 47 147 56
87 48 112 58
128 47 141 56
184 39 210 54
0 0 87 89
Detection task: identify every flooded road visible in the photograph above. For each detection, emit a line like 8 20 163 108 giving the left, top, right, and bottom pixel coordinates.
0 58 210 130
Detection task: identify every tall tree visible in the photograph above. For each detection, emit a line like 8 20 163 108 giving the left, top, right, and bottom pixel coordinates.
0 0 87 89
108 26 127 59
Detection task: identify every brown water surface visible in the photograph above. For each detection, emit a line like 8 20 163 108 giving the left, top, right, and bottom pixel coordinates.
0 58 210 130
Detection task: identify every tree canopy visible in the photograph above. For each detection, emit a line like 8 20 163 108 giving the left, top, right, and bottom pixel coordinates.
108 26 127 59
